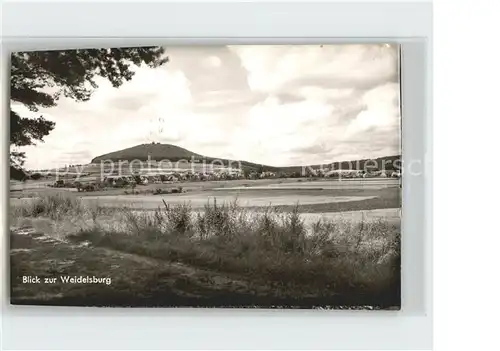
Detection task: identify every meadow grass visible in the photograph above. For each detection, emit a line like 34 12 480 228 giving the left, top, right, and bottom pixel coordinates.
10 193 400 307
11 192 84 219
10 192 113 220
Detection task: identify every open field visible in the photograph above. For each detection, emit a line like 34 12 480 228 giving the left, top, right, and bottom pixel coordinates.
9 177 401 308
11 178 401 223
11 178 400 208
75 194 378 209
11 177 399 191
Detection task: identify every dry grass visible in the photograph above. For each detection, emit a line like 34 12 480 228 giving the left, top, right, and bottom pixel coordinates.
10 193 400 307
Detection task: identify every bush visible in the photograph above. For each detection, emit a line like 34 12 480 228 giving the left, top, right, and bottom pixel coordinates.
133 175 144 185
153 188 163 195
163 202 192 235
171 186 183 194
152 186 183 195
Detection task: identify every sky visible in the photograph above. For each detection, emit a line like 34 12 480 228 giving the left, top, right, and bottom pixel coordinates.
12 44 401 170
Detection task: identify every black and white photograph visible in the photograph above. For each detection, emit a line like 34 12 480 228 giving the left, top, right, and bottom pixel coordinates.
9 44 402 309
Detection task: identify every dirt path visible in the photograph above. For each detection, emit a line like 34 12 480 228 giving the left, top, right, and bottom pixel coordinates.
9 226 280 307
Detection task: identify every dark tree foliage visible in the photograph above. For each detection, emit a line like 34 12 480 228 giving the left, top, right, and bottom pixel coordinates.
10 47 168 179
10 110 55 147
30 173 42 180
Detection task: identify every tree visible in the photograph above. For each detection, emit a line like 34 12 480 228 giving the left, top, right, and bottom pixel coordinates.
30 172 42 180
10 47 168 179
242 169 248 179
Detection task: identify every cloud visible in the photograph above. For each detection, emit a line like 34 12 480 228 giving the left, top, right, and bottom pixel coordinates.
59 150 93 163
105 92 158 112
202 55 222 68
13 44 401 169
290 143 333 155
230 44 398 94
345 82 400 138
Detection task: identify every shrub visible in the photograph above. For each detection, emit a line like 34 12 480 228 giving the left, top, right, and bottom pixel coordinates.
154 188 163 195
133 175 144 185
163 202 192 235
